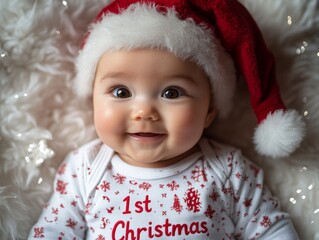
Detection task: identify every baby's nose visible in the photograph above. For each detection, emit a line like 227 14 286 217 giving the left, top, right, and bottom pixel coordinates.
131 102 160 121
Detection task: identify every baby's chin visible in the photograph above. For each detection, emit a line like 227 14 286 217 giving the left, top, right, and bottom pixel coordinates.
116 145 200 169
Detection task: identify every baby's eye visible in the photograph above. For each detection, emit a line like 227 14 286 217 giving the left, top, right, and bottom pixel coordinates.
112 86 132 98
162 87 184 99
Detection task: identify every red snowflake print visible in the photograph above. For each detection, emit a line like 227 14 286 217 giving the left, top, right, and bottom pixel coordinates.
58 232 65 240
209 189 220 202
260 216 272 228
52 208 58 215
56 180 68 195
33 227 44 238
71 200 77 207
139 182 152 191
171 194 183 213
235 172 241 179
204 205 215 219
66 218 78 229
184 188 202 213
167 180 180 191
113 173 126 184
100 181 111 192
191 165 207 182
96 234 106 240
243 198 252 207
57 163 66 175
222 187 232 195
85 201 92 214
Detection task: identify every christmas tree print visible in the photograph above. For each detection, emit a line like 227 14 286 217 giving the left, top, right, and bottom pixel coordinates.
96 235 106 240
171 194 183 213
184 188 202 212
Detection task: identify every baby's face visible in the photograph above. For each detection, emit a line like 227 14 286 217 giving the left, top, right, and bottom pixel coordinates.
93 49 215 168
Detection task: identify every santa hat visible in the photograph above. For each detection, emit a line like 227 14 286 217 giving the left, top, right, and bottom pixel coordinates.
75 0 305 158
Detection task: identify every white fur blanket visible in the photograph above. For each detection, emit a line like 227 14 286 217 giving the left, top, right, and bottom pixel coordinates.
0 0 318 239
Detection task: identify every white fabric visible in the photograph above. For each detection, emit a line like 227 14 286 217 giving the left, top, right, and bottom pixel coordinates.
27 138 299 240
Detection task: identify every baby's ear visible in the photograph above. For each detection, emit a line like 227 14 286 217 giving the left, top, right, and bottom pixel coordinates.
204 99 217 128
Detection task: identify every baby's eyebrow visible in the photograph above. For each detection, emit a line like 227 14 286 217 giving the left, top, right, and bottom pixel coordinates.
163 74 198 86
99 72 129 81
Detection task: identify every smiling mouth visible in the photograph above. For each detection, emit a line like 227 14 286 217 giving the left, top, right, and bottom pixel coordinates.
129 132 165 138
128 132 166 142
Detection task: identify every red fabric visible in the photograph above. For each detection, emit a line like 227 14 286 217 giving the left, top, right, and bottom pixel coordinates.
89 0 286 124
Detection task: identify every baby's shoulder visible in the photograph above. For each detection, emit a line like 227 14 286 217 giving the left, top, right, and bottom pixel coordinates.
200 138 247 180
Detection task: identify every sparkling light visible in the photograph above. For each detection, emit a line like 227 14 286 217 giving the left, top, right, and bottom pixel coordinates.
38 177 43 184
287 16 293 25
61 0 68 7
290 198 297 204
25 140 55 167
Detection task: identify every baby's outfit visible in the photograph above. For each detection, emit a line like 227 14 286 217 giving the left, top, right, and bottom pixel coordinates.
28 138 299 239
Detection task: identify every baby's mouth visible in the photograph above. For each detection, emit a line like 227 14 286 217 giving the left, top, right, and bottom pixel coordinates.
129 132 165 138
132 133 163 137
128 132 167 142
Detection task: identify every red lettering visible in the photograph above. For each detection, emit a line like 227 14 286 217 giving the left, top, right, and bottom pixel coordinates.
112 218 208 239
190 222 200 234
154 224 163 237
163 219 172 237
112 220 125 240
136 226 147 240
172 223 190 236
125 221 136 240
201 221 208 233
144 195 152 213
123 196 131 214
135 201 143 213
148 222 154 238
123 195 152 214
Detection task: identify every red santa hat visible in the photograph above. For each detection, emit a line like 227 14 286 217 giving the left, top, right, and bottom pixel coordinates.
75 0 305 158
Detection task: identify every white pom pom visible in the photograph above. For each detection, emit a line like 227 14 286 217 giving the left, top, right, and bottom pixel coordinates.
253 109 305 158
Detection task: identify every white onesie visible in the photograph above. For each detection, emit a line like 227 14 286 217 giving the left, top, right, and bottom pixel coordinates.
28 138 299 240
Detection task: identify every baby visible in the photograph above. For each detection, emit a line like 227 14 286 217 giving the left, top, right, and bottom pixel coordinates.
28 0 305 239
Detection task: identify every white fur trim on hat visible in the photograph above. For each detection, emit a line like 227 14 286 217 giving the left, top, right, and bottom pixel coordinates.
75 3 236 118
253 109 306 158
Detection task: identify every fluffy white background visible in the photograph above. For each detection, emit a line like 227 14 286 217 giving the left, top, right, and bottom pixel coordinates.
0 0 318 239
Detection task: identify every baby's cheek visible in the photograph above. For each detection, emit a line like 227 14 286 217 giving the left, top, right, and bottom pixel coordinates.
171 109 204 137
